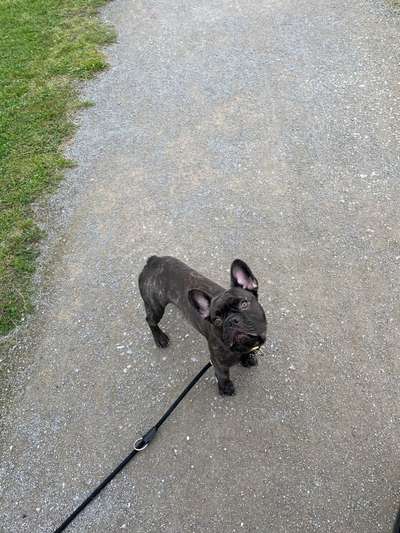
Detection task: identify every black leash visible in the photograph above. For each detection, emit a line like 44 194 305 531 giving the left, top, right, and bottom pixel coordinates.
53 361 212 533
393 507 400 533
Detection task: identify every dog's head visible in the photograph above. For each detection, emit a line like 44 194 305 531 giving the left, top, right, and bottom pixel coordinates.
189 259 267 353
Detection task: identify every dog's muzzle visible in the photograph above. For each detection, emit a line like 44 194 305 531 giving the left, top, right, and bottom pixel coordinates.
229 331 265 353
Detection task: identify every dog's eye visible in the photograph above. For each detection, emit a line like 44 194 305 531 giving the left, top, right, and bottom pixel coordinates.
239 300 249 310
214 317 223 327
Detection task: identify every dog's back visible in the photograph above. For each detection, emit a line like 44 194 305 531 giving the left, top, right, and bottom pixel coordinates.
139 256 222 307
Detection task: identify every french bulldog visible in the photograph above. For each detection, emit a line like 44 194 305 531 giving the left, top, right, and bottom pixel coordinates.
138 256 267 395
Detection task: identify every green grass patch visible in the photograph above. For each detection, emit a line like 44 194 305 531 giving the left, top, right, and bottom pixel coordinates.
0 0 115 335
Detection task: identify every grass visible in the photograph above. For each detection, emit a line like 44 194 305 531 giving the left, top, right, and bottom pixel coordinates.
0 0 115 335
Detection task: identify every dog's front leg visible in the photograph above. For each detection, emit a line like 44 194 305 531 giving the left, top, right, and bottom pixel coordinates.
215 364 235 396
210 351 235 396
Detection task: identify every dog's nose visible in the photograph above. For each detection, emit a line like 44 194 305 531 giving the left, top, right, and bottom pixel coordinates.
229 317 240 326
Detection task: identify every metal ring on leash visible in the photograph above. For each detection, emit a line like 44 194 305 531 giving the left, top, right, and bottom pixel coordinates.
54 361 212 533
133 438 148 451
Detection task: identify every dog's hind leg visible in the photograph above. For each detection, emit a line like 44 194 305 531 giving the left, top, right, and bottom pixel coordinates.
139 259 170 348
143 301 169 348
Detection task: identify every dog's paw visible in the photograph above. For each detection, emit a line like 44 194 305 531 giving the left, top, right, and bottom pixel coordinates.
154 330 169 348
218 380 235 396
241 354 258 368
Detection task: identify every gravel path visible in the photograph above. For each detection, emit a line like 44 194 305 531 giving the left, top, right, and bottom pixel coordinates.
1 1 399 531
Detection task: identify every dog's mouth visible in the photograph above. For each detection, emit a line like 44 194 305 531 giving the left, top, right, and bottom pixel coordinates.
234 332 250 344
230 332 264 353
248 344 261 353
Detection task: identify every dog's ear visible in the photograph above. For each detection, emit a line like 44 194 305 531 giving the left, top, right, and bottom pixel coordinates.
189 289 211 320
188 289 212 319
230 259 258 297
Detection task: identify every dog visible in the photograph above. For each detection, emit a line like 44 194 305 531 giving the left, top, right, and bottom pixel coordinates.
138 256 267 395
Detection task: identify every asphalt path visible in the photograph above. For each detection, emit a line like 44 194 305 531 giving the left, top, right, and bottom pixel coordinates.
1 0 399 531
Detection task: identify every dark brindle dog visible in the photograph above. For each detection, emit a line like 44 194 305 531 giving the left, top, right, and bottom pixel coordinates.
139 256 267 395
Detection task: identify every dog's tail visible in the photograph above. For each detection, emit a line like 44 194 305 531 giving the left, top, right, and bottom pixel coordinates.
139 255 159 295
146 255 159 266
